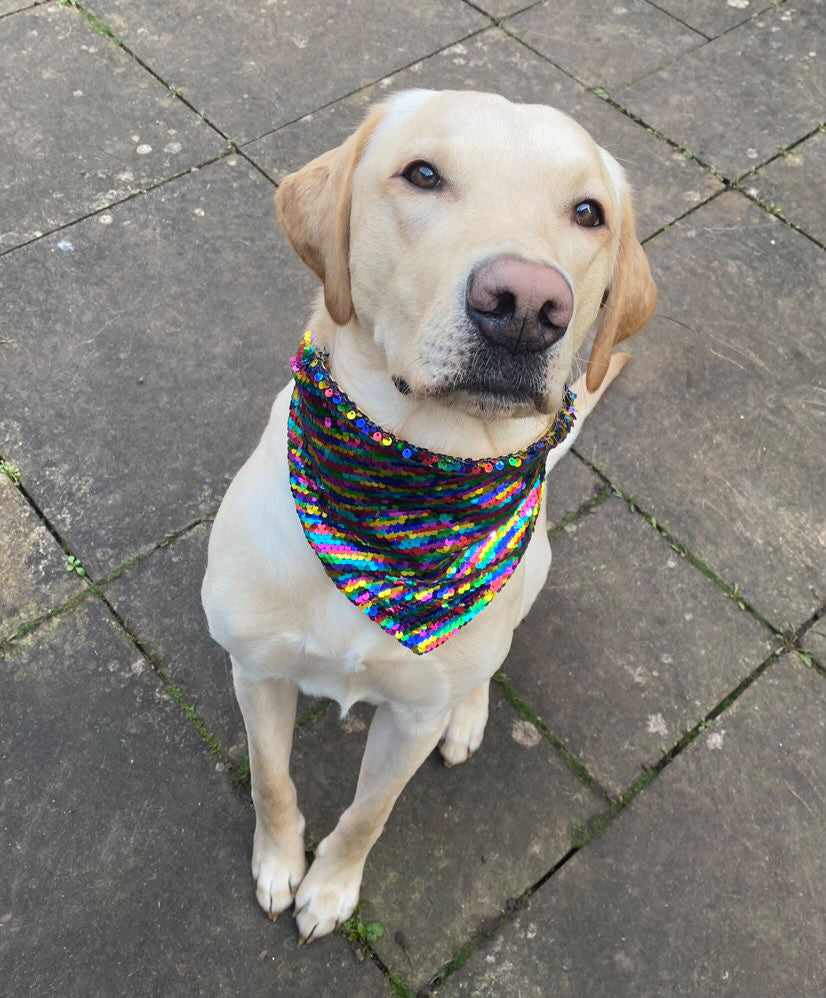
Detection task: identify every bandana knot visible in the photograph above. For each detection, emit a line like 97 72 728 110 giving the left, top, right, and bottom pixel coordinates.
287 332 576 654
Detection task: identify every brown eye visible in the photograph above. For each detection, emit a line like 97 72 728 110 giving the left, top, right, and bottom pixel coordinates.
574 200 604 227
402 161 441 190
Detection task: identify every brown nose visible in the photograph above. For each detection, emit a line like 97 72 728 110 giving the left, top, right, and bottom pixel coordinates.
466 256 574 353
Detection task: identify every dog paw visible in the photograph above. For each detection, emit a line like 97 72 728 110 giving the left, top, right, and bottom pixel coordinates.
293 850 363 944
251 815 307 920
440 693 489 767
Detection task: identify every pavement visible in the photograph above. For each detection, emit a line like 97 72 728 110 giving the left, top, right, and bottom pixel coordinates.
1 0 825 995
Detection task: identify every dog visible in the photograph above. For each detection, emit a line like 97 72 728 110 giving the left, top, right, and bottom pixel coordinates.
202 89 656 943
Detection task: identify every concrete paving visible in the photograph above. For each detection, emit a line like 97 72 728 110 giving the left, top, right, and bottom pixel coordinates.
2 1 824 995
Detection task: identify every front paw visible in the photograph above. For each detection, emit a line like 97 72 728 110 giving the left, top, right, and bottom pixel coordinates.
439 695 488 767
293 845 363 944
251 815 307 920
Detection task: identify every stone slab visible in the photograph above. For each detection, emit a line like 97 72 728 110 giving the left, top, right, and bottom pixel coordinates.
508 495 774 796
0 600 387 997
470 0 532 19
651 0 775 38
504 0 703 90
244 28 721 240
0 155 318 576
576 191 826 627
0 3 221 251
286 688 604 989
0 476 85 643
88 0 486 144
441 655 826 998
619 3 826 179
747 129 826 247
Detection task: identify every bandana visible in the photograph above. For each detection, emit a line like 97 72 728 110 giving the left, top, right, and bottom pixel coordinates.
287 333 576 655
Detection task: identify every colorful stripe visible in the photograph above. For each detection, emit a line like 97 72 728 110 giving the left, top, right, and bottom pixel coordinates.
287 332 576 655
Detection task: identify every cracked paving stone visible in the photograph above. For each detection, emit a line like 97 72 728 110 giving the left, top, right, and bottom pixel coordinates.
244 28 721 240
288 690 604 990
0 476 85 644
505 495 773 796
440 655 826 998
575 191 826 627
748 130 826 247
0 600 387 997
504 0 704 91
0 3 222 252
0 155 318 576
651 0 778 38
86 0 486 144
618 3 826 180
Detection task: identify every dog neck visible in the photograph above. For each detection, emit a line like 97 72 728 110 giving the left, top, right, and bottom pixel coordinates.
310 309 556 462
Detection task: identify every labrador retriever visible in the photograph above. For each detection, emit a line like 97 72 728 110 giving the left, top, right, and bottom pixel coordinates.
202 89 656 943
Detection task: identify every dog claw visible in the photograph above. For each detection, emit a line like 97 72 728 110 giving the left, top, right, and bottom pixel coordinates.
299 924 318 946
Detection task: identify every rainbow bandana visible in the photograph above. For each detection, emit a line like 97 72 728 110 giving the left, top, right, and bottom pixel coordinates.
287 333 576 655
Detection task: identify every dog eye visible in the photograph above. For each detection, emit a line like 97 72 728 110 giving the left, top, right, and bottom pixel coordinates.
573 200 604 227
402 161 441 190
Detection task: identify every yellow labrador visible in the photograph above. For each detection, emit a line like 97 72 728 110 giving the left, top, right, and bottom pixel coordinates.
202 89 656 943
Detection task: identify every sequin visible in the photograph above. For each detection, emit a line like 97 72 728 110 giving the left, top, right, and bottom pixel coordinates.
287 332 576 655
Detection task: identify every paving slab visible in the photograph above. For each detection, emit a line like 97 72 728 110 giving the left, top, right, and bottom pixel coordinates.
649 0 775 38
470 0 533 19
576 191 826 627
0 476 85 643
619 3 826 179
506 494 773 795
440 655 826 998
288 689 605 989
244 29 721 240
747 129 826 247
504 0 704 90
0 2 221 252
0 601 387 997
87 0 486 144
0 155 318 577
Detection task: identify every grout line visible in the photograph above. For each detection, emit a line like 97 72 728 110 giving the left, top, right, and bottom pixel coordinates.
101 512 216 586
571 450 785 639
0 150 232 258
0 2 37 19
642 0 711 40
237 24 493 154
425 646 785 993
58 0 230 139
547 486 612 540
492 673 614 802
640 186 727 244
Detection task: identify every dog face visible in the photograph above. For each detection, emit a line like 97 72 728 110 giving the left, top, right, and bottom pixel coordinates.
277 89 656 418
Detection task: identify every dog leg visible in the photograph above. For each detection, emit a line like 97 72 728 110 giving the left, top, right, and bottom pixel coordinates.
232 658 307 920
439 680 490 767
293 702 449 942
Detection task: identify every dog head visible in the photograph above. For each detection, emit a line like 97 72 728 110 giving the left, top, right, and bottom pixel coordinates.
277 89 656 418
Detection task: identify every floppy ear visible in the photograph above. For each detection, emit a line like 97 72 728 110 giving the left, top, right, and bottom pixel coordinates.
586 191 657 392
275 106 386 326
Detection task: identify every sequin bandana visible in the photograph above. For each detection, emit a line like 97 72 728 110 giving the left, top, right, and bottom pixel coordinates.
287 333 576 655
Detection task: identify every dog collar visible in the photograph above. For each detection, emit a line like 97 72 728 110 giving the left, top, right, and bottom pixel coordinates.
287 332 576 655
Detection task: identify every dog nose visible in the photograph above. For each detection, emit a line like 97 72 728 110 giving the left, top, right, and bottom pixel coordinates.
466 256 573 353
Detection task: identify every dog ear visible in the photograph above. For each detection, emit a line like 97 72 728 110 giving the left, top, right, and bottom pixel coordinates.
585 191 657 392
275 106 386 326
